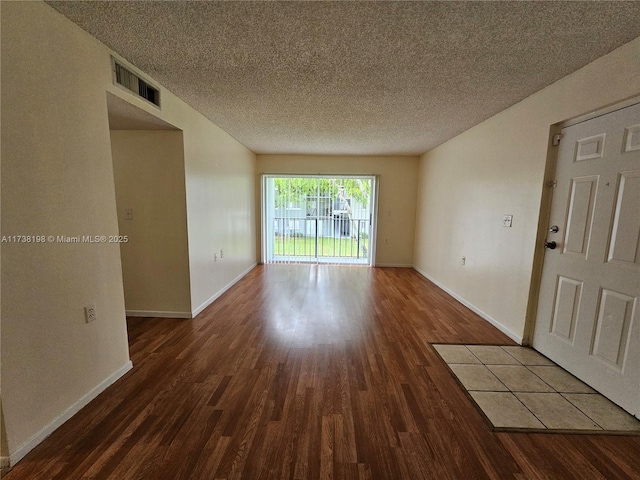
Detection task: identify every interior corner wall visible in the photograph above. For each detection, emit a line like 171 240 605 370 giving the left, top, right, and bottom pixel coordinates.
105 26 257 317
413 36 640 343
182 117 257 316
110 131 191 316
1 1 257 464
108 58 258 317
1 1 131 462
256 155 420 267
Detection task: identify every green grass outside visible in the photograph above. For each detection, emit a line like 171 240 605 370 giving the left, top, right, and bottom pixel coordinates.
274 236 369 258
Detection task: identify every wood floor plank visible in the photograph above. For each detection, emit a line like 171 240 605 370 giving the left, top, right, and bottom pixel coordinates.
5 265 640 479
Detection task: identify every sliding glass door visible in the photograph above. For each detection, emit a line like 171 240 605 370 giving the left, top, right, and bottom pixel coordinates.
262 175 376 265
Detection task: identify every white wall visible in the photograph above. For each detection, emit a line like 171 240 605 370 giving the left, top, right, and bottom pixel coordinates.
414 37 640 343
110 131 192 316
257 155 419 267
1 1 256 464
182 114 258 315
106 69 258 318
1 2 132 462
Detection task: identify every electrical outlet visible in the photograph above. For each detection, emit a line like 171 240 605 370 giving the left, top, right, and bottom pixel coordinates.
461 256 466 265
84 304 97 323
220 248 224 258
503 215 513 227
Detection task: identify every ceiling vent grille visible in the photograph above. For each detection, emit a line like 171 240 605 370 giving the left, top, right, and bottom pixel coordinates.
112 58 160 108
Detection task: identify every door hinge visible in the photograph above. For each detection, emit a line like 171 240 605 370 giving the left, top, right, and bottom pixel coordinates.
552 134 562 146
547 180 558 188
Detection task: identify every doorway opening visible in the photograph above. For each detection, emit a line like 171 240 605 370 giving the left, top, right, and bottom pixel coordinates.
262 175 377 265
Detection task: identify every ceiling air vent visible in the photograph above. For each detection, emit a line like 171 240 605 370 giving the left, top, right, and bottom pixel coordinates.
112 58 160 108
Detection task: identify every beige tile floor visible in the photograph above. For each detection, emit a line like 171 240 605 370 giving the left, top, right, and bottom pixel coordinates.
433 344 640 433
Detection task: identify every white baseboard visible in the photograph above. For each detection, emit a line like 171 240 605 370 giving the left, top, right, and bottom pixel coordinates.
191 263 257 318
412 266 523 344
8 361 133 466
375 263 413 268
125 310 191 319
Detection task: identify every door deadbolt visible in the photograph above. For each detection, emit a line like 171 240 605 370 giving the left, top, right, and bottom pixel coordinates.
549 225 559 233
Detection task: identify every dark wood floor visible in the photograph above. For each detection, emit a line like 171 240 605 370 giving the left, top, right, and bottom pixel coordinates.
6 266 640 479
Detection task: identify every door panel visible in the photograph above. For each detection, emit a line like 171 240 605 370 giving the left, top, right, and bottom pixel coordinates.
576 133 606 161
563 176 598 257
624 124 640 152
591 289 635 369
607 171 640 266
550 276 582 341
533 102 640 417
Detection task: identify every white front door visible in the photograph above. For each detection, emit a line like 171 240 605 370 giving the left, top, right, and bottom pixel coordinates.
533 102 640 417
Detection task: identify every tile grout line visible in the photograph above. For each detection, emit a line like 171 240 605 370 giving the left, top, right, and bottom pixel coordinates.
558 392 608 431
502 349 609 430
475 345 552 430
430 343 640 434
518 363 607 430
491 346 606 431
462 345 513 393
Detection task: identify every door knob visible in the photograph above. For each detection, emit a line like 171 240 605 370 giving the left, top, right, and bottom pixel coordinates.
544 241 557 250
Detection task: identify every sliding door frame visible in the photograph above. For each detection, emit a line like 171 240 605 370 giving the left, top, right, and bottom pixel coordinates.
260 173 379 266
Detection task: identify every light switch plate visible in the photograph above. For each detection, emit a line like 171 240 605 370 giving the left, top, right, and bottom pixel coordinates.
503 215 513 227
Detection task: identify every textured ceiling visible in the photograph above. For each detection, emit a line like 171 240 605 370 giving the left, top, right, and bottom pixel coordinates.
48 1 640 156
